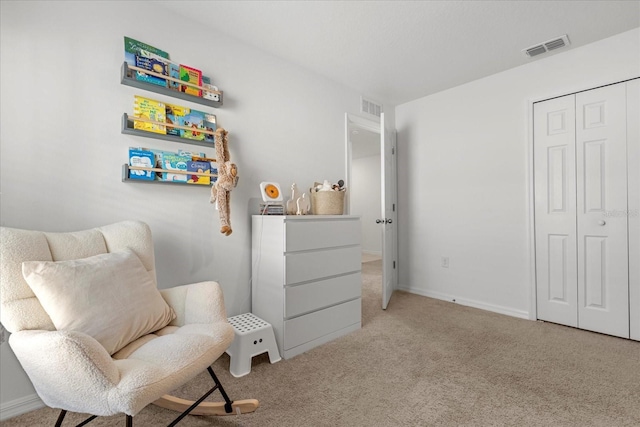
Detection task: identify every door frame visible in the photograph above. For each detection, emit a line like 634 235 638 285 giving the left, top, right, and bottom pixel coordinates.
527 77 640 322
345 112 398 307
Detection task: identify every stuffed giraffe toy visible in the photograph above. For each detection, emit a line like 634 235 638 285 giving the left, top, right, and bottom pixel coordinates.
210 128 238 236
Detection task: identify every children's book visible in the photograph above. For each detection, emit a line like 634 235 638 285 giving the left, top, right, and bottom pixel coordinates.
178 149 206 159
128 148 155 180
180 110 205 141
203 113 217 142
187 160 211 185
124 37 169 67
150 149 164 180
202 76 220 101
193 156 218 184
134 55 167 87
161 151 190 183
168 63 181 91
165 103 190 137
133 96 166 134
179 64 203 97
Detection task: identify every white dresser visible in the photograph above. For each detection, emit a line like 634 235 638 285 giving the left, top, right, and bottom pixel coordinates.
251 215 362 359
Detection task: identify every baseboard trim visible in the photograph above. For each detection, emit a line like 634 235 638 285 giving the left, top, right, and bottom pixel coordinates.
0 394 45 421
398 285 530 320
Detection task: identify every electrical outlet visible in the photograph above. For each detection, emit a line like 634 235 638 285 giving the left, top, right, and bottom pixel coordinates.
441 256 449 268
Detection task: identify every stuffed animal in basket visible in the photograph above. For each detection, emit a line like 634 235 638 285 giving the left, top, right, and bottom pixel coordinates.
210 128 239 236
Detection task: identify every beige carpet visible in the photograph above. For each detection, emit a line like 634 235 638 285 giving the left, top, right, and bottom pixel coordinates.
5 260 640 426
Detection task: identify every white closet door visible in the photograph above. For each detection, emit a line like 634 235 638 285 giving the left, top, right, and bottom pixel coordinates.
576 83 629 338
534 94 578 327
628 79 640 342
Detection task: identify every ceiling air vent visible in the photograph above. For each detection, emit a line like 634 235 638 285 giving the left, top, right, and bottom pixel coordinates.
361 96 382 118
523 34 570 58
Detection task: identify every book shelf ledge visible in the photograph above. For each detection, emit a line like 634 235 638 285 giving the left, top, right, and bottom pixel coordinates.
122 113 220 148
121 62 223 108
122 164 217 186
122 163 240 188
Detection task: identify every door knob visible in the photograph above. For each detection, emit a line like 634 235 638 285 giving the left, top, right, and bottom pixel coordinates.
386 219 393 224
598 220 606 226
376 219 383 224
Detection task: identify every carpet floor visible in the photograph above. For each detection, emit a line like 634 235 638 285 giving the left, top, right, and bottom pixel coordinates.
4 259 640 426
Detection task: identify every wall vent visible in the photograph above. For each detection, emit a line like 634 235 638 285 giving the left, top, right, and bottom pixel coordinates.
523 34 570 58
361 96 382 118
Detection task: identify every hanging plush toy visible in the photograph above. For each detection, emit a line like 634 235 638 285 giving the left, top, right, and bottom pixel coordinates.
210 128 238 236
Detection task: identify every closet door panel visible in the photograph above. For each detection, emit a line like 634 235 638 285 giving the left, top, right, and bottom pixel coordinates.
576 83 629 338
534 94 578 327
628 79 640 342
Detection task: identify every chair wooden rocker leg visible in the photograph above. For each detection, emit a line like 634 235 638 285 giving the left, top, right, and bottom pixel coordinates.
54 367 259 426
155 366 259 421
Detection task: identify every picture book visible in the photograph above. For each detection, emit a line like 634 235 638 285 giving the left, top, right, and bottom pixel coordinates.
180 110 205 141
165 103 190 137
134 55 167 87
161 151 190 183
133 96 166 134
187 160 211 185
193 156 218 184
203 113 217 142
179 64 203 97
128 147 155 180
202 76 220 102
168 63 181 91
178 149 206 159
150 149 165 180
124 37 169 67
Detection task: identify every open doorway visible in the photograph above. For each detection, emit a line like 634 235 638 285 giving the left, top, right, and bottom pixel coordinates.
345 112 397 309
345 115 384 309
350 127 382 263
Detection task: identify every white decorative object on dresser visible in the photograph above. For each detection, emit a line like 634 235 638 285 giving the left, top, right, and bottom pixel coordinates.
251 215 362 359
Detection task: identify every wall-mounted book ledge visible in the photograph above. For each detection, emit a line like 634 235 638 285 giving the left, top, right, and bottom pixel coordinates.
121 62 223 108
123 165 239 187
122 164 220 186
122 113 219 148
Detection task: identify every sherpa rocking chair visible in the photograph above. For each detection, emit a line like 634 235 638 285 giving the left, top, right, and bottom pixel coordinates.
0 220 258 426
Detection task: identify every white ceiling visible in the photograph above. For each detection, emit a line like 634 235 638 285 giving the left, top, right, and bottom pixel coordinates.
157 1 640 106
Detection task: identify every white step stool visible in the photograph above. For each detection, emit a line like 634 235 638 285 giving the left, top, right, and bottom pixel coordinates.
226 313 281 377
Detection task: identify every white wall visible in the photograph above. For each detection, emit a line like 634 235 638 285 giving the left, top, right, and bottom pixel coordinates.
0 1 365 413
351 154 382 254
395 28 640 318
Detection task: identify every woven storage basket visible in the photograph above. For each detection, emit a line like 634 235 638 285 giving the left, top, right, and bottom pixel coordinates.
310 189 346 215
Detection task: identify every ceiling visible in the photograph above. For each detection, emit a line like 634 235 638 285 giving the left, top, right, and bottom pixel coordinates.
157 1 640 106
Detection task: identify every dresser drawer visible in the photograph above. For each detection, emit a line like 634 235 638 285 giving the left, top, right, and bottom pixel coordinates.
284 245 360 285
285 219 360 252
284 272 361 318
284 298 361 350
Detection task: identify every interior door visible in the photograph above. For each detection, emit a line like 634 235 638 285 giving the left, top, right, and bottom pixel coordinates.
380 113 397 309
575 83 629 338
534 94 579 327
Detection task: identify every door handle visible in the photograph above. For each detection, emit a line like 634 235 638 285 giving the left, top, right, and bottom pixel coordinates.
376 219 383 224
386 219 393 224
598 220 606 226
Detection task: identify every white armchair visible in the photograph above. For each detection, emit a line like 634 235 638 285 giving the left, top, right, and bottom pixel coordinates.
0 220 258 426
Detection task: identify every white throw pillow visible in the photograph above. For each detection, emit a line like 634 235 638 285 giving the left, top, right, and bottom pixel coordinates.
22 248 175 355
